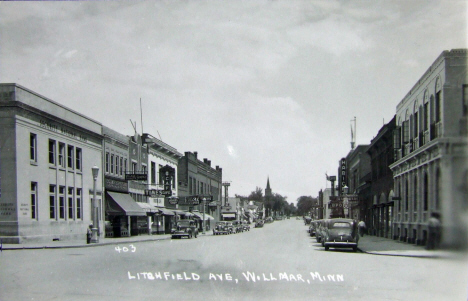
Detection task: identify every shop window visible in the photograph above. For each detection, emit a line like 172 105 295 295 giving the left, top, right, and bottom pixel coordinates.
49 185 56 219
30 133 37 162
31 182 37 219
49 139 56 165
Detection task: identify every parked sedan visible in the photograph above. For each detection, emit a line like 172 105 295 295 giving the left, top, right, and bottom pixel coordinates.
213 221 230 235
232 221 244 233
171 220 199 239
322 218 359 252
255 219 264 228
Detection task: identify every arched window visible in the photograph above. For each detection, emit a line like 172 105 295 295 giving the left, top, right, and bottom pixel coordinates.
435 77 442 123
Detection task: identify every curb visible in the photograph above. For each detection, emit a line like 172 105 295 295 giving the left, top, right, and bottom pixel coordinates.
1 232 215 251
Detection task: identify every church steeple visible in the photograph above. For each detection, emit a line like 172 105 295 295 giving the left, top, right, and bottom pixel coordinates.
265 177 272 198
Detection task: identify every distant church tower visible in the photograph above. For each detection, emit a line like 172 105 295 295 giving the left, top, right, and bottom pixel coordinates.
265 177 272 198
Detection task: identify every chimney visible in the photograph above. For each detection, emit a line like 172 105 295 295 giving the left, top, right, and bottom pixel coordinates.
194 152 198 158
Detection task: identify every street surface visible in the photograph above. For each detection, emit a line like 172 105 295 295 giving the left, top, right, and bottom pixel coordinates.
1 219 467 301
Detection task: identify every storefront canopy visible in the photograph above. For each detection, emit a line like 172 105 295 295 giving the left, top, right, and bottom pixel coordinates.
222 213 236 218
172 210 194 217
136 202 158 213
192 211 214 220
158 208 175 216
107 192 147 216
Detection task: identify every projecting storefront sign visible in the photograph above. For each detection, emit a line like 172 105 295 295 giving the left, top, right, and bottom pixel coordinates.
125 172 148 181
144 189 172 197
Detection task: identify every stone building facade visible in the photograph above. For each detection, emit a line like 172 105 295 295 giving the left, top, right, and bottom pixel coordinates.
0 83 103 243
390 49 468 248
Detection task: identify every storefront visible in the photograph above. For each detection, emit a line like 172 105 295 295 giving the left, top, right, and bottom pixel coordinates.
105 191 146 237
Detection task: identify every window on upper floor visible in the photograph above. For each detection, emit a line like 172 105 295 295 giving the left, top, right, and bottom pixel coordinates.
49 139 56 165
30 133 37 163
67 145 74 169
59 143 66 168
75 148 82 171
105 152 110 173
435 91 442 122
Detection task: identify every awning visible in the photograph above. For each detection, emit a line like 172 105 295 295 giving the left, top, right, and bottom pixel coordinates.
106 192 147 216
158 208 175 216
137 202 158 213
172 210 194 217
192 211 214 220
222 213 236 218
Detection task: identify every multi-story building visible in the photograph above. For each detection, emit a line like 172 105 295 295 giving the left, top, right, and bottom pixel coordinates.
177 151 222 226
102 126 149 238
0 84 103 243
142 133 183 234
390 49 468 248
366 116 396 238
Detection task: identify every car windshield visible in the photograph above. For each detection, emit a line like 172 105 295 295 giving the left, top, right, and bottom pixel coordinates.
332 222 351 228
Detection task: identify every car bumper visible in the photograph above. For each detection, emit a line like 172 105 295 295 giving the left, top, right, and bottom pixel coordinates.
324 241 357 248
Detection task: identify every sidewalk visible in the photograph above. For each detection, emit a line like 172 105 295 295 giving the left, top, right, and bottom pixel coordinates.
1 231 214 250
357 235 465 259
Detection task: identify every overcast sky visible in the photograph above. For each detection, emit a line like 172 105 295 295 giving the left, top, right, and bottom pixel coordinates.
1 1 466 204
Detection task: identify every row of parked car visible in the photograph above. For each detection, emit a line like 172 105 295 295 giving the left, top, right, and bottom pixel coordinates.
213 220 251 235
307 218 360 252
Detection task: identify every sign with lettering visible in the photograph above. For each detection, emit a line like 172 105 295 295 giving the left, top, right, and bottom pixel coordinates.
340 158 347 193
105 177 129 193
168 197 179 205
39 120 88 142
125 172 148 181
145 189 172 197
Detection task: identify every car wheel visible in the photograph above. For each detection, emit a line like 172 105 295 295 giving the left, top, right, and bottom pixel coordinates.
353 246 357 252
325 246 329 251
188 233 192 239
195 232 198 238
171 235 175 239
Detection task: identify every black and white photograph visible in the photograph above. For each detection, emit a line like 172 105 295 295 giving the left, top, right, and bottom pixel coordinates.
0 1 467 300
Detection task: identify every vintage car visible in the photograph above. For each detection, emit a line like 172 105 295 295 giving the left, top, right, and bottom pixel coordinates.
213 221 230 235
242 221 250 231
322 218 359 252
315 219 329 243
225 222 235 234
304 216 312 225
265 217 274 223
232 221 244 233
255 219 264 228
308 220 317 237
171 220 199 239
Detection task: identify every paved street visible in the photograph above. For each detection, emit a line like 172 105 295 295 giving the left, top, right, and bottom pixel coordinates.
1 219 467 301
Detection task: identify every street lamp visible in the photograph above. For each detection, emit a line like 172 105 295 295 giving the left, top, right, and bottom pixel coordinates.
91 165 99 243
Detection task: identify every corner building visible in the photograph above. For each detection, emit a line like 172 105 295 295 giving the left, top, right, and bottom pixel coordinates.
0 84 103 243
390 49 468 248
